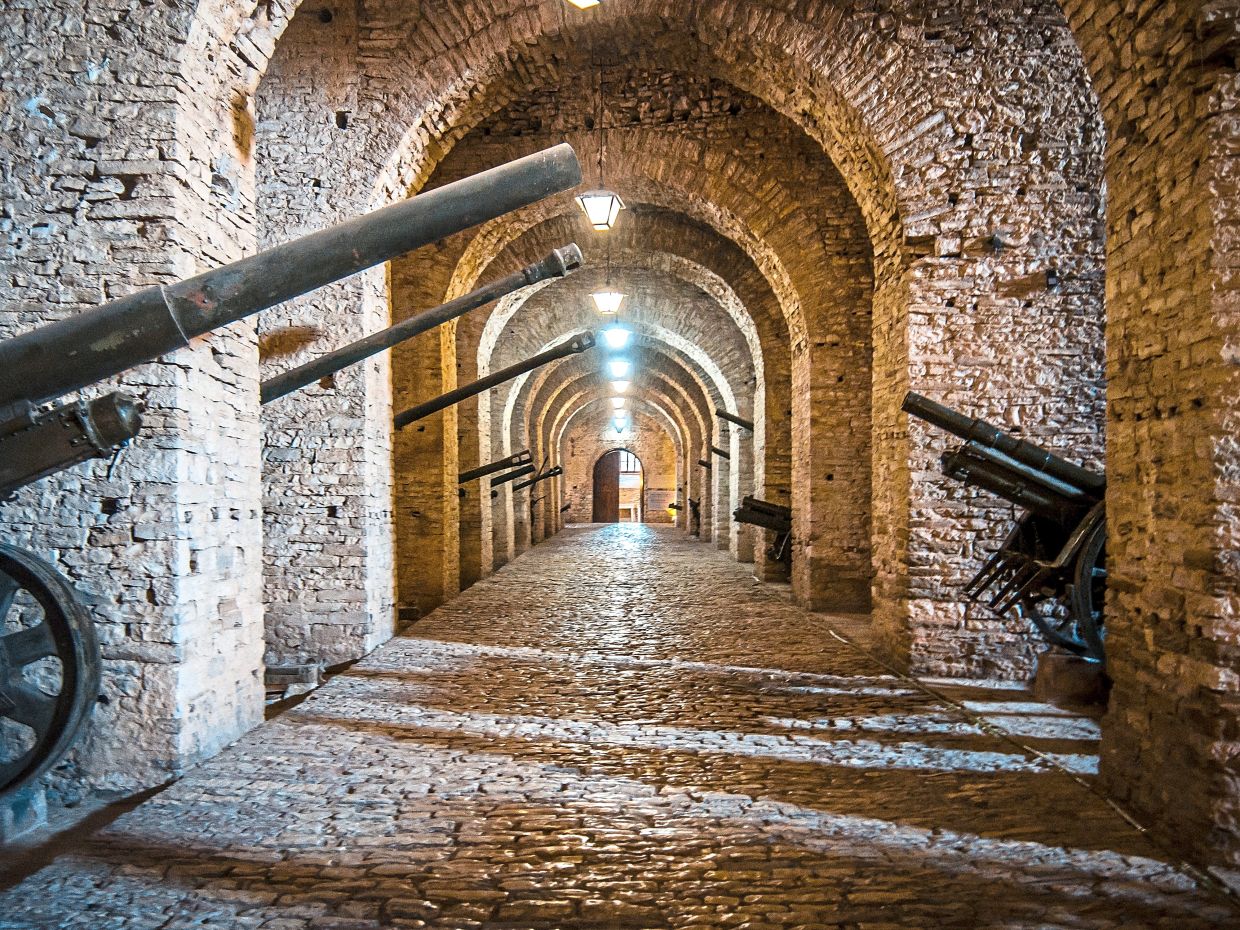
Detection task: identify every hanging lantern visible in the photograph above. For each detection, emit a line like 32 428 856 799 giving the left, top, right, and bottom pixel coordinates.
591 290 625 314
576 190 625 231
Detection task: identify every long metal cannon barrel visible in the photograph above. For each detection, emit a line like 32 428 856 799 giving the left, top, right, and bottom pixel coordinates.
698 458 712 469
262 245 583 404
716 409 754 431
460 450 533 484
491 464 537 488
902 391 1105 495
514 465 562 493
394 332 596 429
0 144 581 407
710 445 731 460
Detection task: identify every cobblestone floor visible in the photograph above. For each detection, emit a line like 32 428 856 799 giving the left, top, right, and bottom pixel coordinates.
1 524 1235 929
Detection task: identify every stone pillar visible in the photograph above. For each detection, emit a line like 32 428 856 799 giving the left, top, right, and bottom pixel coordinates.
393 323 460 620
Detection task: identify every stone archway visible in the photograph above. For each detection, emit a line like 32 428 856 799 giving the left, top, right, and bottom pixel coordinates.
592 449 646 524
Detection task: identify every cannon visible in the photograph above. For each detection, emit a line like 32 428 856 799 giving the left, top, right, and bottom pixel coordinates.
733 496 792 562
688 498 701 536
902 391 1107 663
0 143 583 802
514 465 562 493
459 450 533 484
394 332 596 429
710 445 731 461
491 464 537 488
715 409 754 432
262 245 582 405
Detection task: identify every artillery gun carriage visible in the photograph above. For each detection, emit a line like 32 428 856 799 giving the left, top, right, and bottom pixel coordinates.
902 392 1107 663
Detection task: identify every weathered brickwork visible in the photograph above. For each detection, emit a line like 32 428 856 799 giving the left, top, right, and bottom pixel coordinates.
1060 0 1240 870
0 0 296 793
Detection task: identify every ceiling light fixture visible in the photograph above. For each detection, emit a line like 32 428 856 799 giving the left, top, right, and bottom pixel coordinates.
576 190 624 231
565 0 600 8
591 290 624 314
602 326 631 349
611 397 626 410
575 36 624 231
610 380 630 394
607 359 631 379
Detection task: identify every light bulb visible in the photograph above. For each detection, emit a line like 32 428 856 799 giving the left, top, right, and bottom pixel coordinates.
602 326 631 349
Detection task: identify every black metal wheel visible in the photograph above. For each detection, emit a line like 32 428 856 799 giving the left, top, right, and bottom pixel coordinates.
0 544 100 801
1070 512 1107 665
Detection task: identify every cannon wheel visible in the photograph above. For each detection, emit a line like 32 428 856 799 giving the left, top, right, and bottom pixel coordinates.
0 545 100 801
1070 513 1107 664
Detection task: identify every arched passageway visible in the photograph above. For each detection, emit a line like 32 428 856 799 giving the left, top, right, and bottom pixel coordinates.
0 0 1237 904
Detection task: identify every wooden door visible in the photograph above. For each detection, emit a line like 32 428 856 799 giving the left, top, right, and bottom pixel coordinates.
592 451 621 523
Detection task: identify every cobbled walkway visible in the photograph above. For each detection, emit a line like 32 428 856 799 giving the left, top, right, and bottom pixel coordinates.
1 524 1235 929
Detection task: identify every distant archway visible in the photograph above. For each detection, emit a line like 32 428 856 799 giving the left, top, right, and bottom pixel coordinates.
592 450 645 523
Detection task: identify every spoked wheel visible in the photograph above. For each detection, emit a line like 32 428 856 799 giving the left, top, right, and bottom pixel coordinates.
0 545 100 802
1069 513 1107 665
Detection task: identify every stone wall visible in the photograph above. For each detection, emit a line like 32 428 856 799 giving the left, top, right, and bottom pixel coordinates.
0 0 294 794
1063 0 1240 870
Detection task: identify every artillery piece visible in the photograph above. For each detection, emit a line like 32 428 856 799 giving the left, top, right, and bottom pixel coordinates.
0 144 582 802
902 392 1107 663
733 496 792 563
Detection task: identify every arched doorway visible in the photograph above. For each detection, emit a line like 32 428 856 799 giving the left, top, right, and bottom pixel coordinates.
592 450 645 523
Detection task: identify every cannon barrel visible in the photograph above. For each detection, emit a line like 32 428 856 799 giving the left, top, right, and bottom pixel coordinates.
262 245 583 405
459 450 533 484
715 409 754 431
698 458 711 469
394 332 595 429
0 144 581 408
513 465 562 493
710 445 731 461
491 464 537 487
902 391 1104 495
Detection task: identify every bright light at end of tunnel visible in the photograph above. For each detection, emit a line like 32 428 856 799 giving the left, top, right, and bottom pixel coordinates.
576 190 625 230
602 326 632 350
607 359 632 379
591 291 625 314
610 380 630 394
565 0 600 9
611 397 626 410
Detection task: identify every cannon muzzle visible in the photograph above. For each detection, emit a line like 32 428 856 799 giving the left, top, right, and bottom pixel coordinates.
715 409 754 431
0 144 582 407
